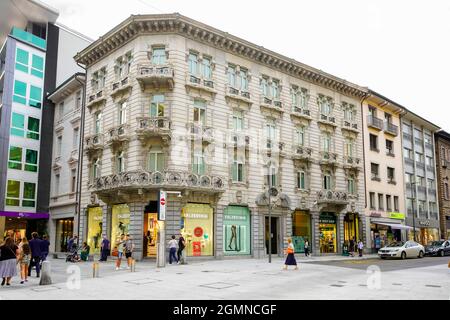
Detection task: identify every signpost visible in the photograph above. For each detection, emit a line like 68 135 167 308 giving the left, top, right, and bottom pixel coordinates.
157 190 167 268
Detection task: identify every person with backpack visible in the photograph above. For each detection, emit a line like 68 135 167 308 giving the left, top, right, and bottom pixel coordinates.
18 237 31 284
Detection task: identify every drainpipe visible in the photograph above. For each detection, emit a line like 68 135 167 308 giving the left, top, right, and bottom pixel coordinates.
75 63 87 247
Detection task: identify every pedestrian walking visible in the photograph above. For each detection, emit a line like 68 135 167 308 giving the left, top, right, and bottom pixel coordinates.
168 235 178 264
40 235 50 261
304 239 310 257
28 232 43 278
18 237 31 284
0 237 19 286
100 236 110 262
349 237 355 257
115 234 125 270
283 238 298 270
124 235 135 269
177 234 186 264
358 239 364 257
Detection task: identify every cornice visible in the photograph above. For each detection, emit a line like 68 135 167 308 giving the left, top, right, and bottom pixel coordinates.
75 13 368 98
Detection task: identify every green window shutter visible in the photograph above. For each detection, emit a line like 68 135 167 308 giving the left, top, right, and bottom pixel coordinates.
22 182 36 207
27 117 40 140
149 153 156 171
13 80 27 105
8 146 23 170
157 153 165 172
232 163 238 181
6 180 21 206
25 149 38 172
29 86 42 108
11 113 25 137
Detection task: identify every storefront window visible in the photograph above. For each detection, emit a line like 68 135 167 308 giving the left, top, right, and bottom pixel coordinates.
87 207 103 254
344 213 359 244
144 212 159 257
292 211 311 253
419 228 439 246
55 218 74 252
319 212 337 253
181 203 213 257
223 206 251 255
111 204 130 250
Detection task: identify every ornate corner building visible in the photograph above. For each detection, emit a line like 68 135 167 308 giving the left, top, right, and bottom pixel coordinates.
74 13 370 260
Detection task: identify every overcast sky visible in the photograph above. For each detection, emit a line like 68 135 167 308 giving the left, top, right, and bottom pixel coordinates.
43 0 450 131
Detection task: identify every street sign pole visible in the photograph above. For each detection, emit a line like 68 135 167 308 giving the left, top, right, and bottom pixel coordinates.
157 190 167 268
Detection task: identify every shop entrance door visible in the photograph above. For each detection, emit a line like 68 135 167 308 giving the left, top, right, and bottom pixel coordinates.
265 217 279 255
144 213 159 258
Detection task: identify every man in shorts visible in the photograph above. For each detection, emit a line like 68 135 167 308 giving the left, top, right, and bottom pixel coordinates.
115 234 125 270
124 234 135 269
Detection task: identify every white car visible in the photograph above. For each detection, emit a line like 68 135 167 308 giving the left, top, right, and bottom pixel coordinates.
378 241 425 259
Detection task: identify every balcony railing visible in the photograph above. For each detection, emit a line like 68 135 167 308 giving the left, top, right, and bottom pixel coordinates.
187 123 214 143
225 85 251 102
384 122 398 136
111 76 132 96
136 117 172 139
291 105 311 120
87 90 107 109
260 95 283 112
107 124 130 144
342 119 359 132
343 156 361 168
367 115 383 130
317 190 349 205
292 145 313 160
90 170 226 193
320 151 338 165
185 72 216 93
85 133 104 152
318 113 336 126
136 64 174 89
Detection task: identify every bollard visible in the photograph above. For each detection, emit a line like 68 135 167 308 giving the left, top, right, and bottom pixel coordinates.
130 259 136 272
39 261 52 285
92 262 100 278
448 260 450 268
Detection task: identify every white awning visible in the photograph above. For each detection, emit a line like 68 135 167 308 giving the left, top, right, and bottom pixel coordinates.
373 222 418 231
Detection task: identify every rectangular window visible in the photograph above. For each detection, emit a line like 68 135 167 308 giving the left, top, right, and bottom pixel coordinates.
386 140 394 155
266 166 277 187
323 174 332 190
202 56 212 79
345 138 354 157
368 106 377 117
27 117 40 140
152 47 166 65
387 167 395 182
370 134 378 151
116 152 125 173
378 194 384 210
347 177 355 194
31 54 44 78
25 149 38 172
232 156 244 182
71 170 77 194
394 196 399 212
118 101 127 125
369 192 376 210
13 80 27 105
57 136 62 157
54 174 60 196
58 102 64 119
272 79 280 99
8 146 23 170
75 91 81 110
228 65 236 87
6 180 21 206
15 48 29 73
296 127 305 146
240 69 248 91
29 85 42 108
266 123 276 148
11 113 25 137
188 52 198 75
232 111 244 131
192 152 205 175
95 112 102 134
148 151 165 172
193 100 206 125
73 128 79 149
404 147 412 159
260 77 269 96
386 195 392 211
322 134 331 152
22 182 36 207
371 163 379 179
297 171 306 189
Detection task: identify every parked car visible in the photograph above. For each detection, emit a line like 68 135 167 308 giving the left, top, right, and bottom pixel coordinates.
425 240 450 257
378 241 425 259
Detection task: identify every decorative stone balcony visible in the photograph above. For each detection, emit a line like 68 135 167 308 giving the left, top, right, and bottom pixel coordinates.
136 64 174 90
341 119 359 133
343 156 362 170
106 124 130 147
260 95 283 116
224 85 251 104
319 151 338 166
367 115 383 130
187 122 214 144
228 132 250 149
84 133 104 153
317 190 349 205
290 105 312 121
185 72 216 94
317 113 337 127
136 117 172 143
86 90 107 111
291 145 313 161
89 170 226 194
384 121 398 136
111 76 133 98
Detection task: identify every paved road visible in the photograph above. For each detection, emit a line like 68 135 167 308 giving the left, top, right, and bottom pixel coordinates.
307 256 450 271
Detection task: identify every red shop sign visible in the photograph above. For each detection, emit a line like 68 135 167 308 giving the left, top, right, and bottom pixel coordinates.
194 227 203 238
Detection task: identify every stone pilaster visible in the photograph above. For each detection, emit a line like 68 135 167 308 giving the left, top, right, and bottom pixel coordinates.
129 202 144 260
338 212 345 254
215 204 225 259
311 211 320 255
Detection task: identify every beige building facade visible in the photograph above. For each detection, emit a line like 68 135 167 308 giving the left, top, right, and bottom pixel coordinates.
362 91 407 252
75 14 369 260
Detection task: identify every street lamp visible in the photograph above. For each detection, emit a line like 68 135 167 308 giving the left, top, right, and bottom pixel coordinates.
410 182 417 242
267 186 278 263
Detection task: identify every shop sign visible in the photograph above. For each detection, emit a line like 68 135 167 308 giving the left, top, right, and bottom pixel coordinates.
117 214 130 219
224 215 247 221
370 212 382 218
194 227 204 237
389 212 405 220
319 213 336 224
184 213 209 219
159 190 166 221
419 220 430 226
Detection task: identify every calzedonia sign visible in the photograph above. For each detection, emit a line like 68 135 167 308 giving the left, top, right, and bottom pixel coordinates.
389 212 405 220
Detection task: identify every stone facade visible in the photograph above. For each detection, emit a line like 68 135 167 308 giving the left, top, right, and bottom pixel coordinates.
47 74 84 252
434 130 450 240
75 14 368 260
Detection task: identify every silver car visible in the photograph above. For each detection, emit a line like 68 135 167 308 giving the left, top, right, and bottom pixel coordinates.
378 241 425 259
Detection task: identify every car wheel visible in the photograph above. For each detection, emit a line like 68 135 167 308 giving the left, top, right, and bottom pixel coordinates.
401 251 406 260
440 250 445 257
418 251 424 258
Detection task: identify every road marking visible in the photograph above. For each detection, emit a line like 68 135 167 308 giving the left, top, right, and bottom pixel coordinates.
199 282 239 290
425 284 441 288
125 278 161 285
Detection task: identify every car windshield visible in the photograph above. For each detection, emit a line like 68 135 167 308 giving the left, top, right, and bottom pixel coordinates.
430 241 443 246
387 242 404 247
